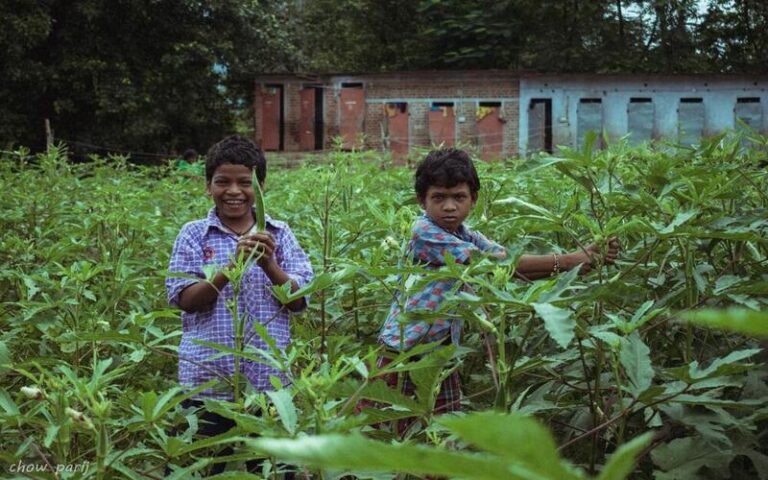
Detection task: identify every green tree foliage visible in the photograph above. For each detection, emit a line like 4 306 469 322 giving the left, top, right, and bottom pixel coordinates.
0 0 299 155
298 0 768 73
297 0 430 72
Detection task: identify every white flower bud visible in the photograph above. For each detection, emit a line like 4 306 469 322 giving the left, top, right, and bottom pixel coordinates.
382 236 398 250
65 407 94 429
20 386 44 400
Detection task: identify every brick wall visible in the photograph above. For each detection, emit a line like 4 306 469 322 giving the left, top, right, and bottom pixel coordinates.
254 71 521 157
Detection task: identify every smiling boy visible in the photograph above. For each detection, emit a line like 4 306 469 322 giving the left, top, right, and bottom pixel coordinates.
165 135 313 474
377 148 618 423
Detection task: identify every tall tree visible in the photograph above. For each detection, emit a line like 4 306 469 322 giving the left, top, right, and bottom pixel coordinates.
0 0 300 156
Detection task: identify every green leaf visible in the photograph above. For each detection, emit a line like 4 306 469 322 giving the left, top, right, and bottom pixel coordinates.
409 346 454 411
165 459 212 480
658 210 698 235
333 379 422 412
250 169 266 233
533 303 575 349
494 196 560 222
619 332 653 397
670 393 763 409
688 348 762 380
249 433 528 480
598 432 654 480
651 437 732 479
208 473 264 480
438 413 582 480
681 309 768 338
266 389 298 435
0 341 10 376
43 424 60 448
0 390 20 416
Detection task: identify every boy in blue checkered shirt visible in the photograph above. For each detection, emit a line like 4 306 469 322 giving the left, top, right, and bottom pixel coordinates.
377 148 618 420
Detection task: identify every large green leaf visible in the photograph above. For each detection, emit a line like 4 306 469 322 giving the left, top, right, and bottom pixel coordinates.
249 433 535 480
681 309 768 338
533 303 576 349
438 412 583 480
266 389 298 435
619 332 654 397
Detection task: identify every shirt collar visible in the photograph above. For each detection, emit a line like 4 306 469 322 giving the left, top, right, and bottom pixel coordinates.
420 213 470 240
205 207 281 235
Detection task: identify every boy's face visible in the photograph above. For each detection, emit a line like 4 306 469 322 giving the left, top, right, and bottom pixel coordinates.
206 163 255 226
419 183 476 233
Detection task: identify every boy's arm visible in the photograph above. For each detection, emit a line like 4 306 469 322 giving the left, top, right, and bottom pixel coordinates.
177 272 230 312
167 225 224 314
515 238 621 279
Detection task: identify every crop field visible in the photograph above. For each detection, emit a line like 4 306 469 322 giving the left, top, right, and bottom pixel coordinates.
1 134 767 479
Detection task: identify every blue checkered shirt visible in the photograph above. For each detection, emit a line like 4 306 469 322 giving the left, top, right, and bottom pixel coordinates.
166 208 314 399
379 214 505 351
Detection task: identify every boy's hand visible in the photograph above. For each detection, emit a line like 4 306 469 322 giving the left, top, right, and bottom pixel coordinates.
569 237 620 274
236 232 277 269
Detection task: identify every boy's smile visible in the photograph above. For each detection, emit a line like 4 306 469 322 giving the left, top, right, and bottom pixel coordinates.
207 163 257 230
419 183 476 233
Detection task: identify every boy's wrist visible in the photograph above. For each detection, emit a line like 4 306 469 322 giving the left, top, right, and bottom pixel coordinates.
260 259 281 275
561 253 576 271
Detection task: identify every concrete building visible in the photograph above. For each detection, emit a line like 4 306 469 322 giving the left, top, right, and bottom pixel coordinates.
253 72 767 159
520 74 768 156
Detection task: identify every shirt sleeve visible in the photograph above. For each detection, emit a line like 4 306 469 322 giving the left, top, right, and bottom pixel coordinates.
166 224 204 307
409 217 480 265
468 229 507 259
275 224 314 311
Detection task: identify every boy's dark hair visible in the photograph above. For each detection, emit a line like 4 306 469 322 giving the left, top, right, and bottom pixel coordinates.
205 135 266 183
182 148 198 162
415 148 480 199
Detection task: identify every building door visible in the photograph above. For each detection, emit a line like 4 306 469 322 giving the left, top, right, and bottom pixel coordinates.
528 99 552 155
340 84 365 149
577 98 603 150
735 97 762 131
477 102 504 160
386 102 409 158
428 102 455 147
262 85 283 151
300 88 316 151
314 87 324 150
627 97 654 145
678 98 704 145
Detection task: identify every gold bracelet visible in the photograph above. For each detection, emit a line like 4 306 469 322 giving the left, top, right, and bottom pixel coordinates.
552 253 561 276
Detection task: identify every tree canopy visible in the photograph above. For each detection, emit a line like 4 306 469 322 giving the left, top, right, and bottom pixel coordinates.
1 0 766 155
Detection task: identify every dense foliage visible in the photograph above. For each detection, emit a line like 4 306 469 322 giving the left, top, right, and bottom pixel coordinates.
0 0 299 154
299 0 768 73
0 135 767 478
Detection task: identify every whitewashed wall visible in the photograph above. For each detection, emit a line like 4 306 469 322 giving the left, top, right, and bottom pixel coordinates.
519 75 768 156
